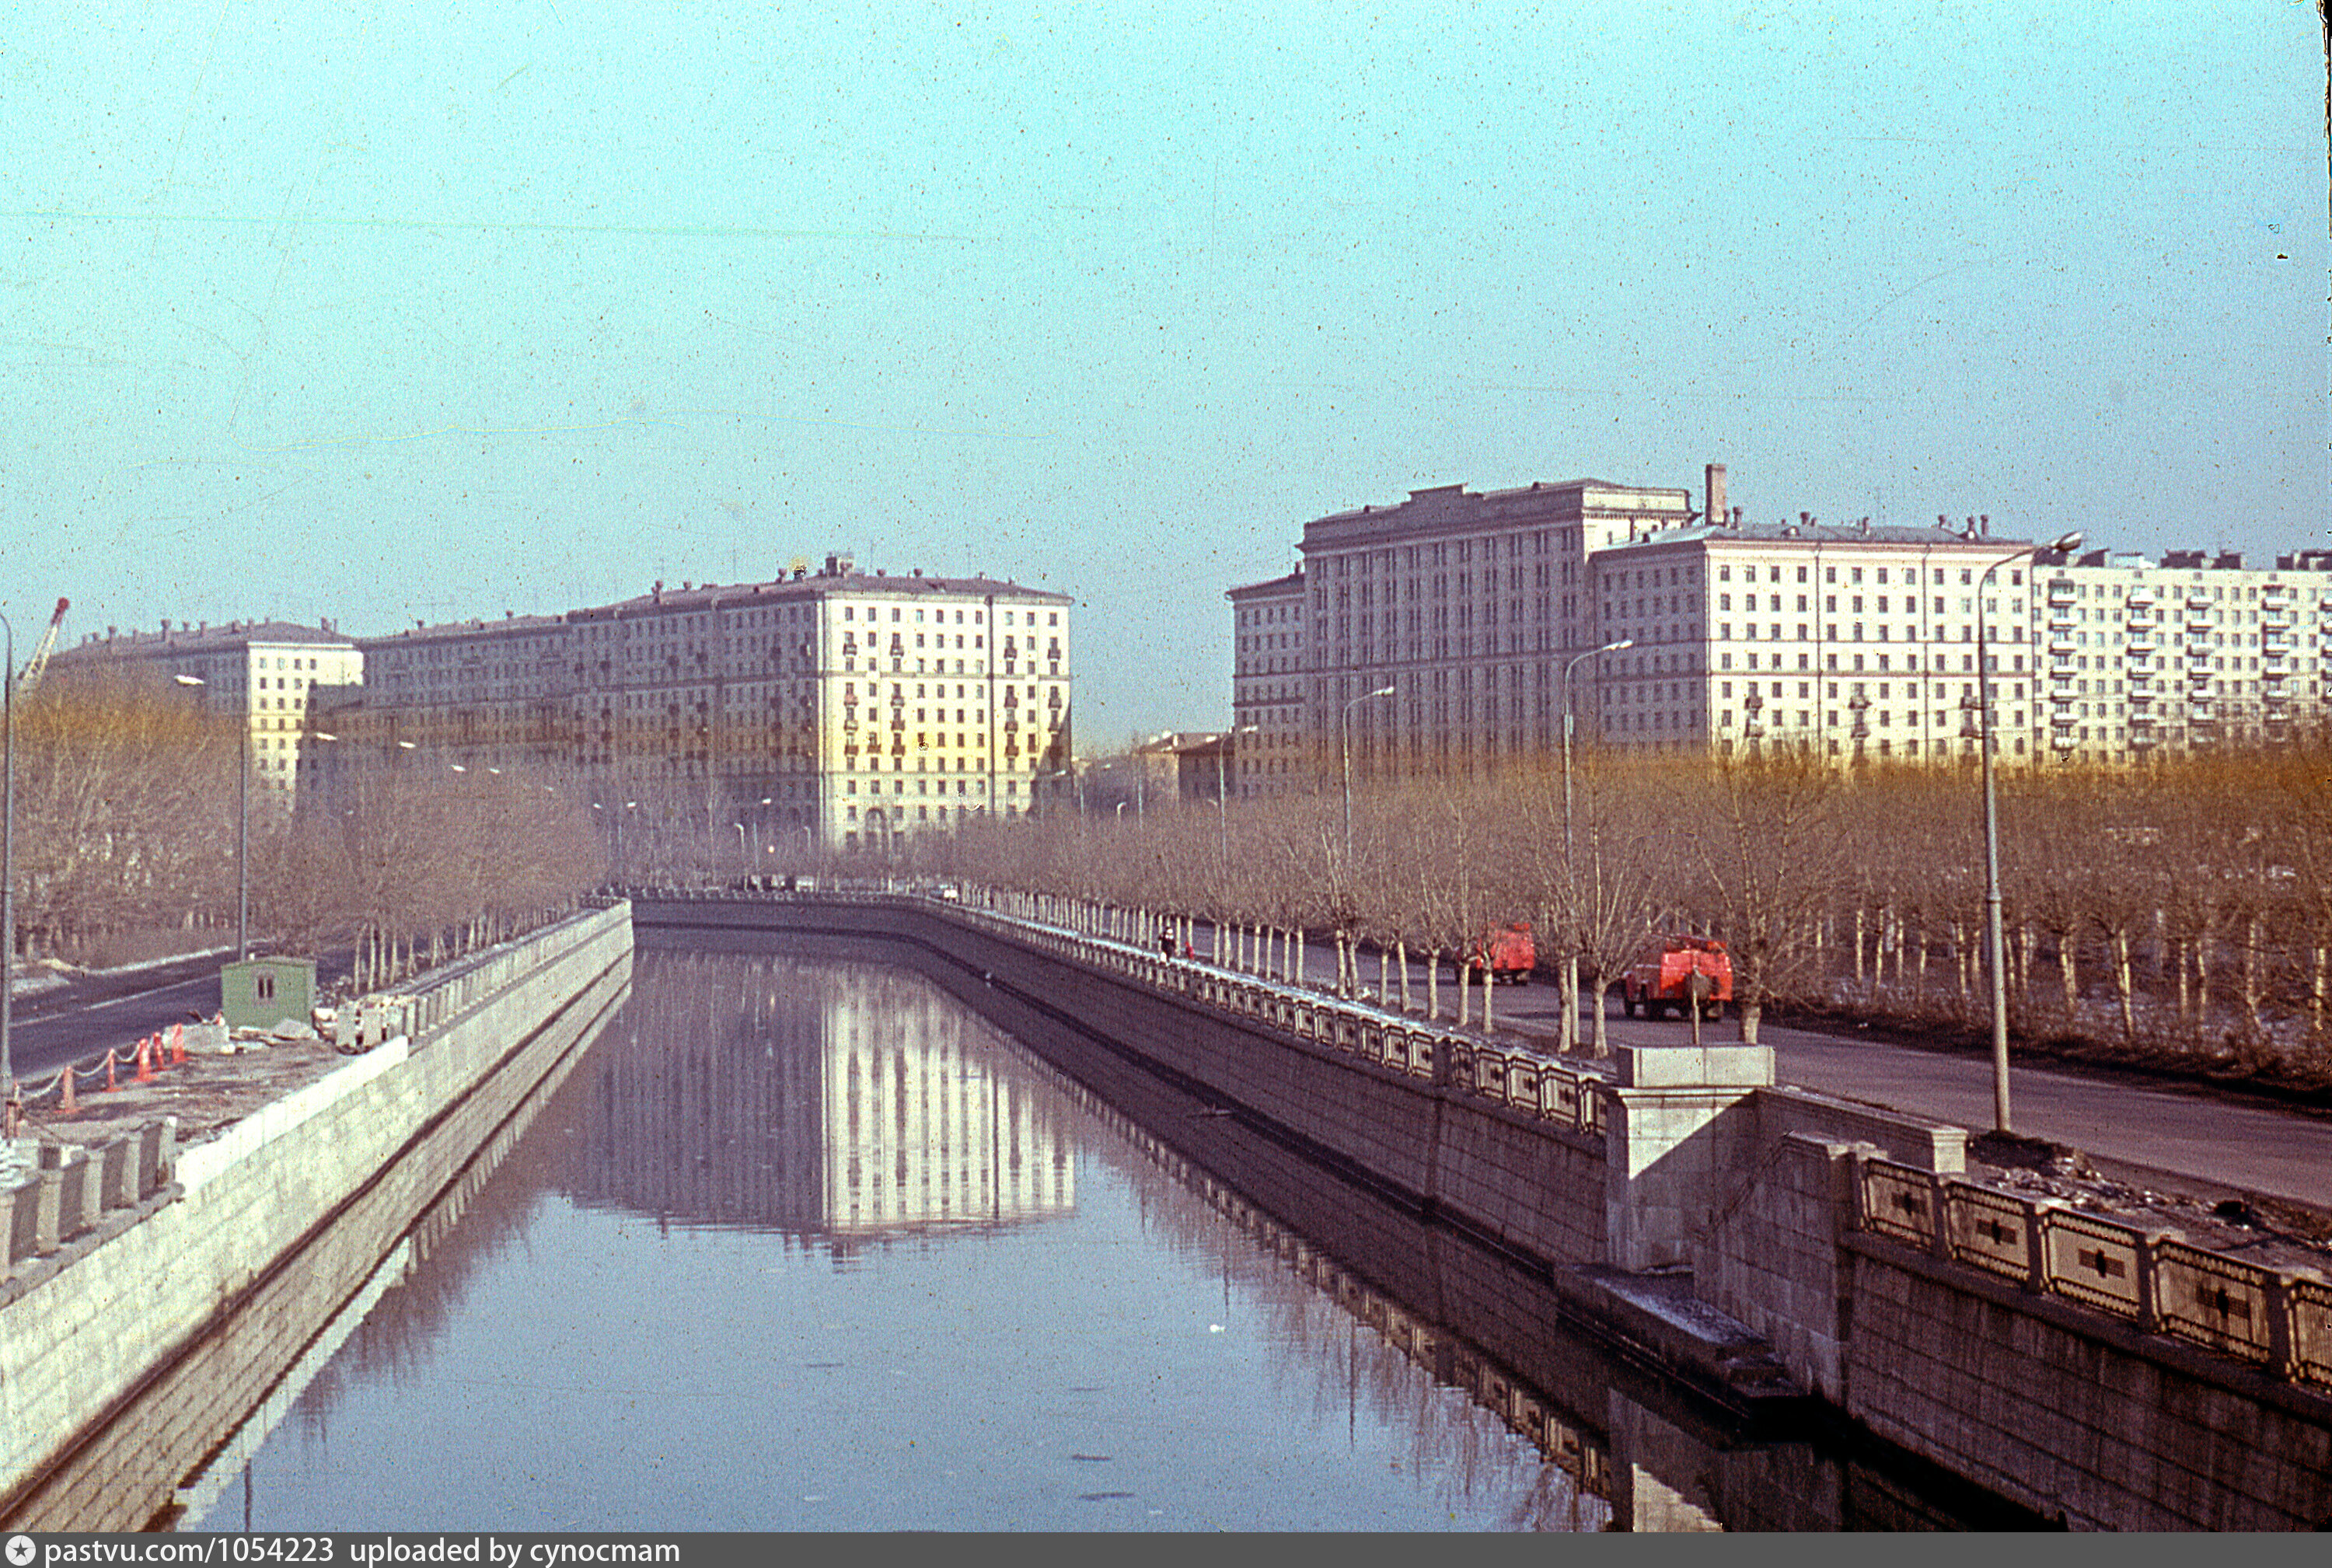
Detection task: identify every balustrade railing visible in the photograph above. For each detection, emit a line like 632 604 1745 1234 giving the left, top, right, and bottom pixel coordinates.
629 882 2331 1395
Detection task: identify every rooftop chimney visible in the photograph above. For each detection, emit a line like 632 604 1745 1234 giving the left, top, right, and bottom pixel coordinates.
1704 464 1726 533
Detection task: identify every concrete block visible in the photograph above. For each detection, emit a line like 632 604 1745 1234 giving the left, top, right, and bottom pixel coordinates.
96 1138 134 1210
1618 1043 1774 1088
2 1169 40 1267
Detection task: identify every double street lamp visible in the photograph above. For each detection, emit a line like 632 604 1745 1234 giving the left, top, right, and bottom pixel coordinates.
1556 640 1631 1054
1974 530 2082 1135
1340 685 1395 861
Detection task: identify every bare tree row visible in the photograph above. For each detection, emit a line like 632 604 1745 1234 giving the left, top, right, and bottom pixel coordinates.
909 742 2332 1078
6 672 607 990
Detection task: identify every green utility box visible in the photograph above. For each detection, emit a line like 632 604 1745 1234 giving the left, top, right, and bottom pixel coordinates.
221 956 316 1032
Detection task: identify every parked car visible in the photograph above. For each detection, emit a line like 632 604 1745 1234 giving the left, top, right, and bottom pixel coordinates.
1461 921 1536 985
1618 934 1732 1019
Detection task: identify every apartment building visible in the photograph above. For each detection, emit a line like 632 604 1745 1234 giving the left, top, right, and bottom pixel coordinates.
45 619 364 806
1594 516 2050 762
1227 473 1698 795
1231 465 2332 783
2030 547 2332 761
321 556 1071 856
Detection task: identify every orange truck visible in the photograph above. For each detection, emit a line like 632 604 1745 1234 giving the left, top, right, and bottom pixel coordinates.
1462 921 1537 985
1617 934 1733 1019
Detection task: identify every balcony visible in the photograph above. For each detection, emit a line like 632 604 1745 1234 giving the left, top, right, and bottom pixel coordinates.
2130 730 2159 749
2128 687 2154 706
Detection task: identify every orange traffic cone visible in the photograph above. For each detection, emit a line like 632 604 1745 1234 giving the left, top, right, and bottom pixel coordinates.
134 1036 154 1084
170 1023 186 1065
58 1064 75 1113
103 1049 117 1092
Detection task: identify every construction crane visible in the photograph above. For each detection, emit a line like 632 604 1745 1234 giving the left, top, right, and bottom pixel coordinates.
16 599 67 697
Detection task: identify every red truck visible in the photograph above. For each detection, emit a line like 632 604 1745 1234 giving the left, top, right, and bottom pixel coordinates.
1617 934 1733 1019
1461 922 1537 986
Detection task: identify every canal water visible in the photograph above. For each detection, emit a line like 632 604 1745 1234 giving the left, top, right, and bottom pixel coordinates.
175 941 2013 1531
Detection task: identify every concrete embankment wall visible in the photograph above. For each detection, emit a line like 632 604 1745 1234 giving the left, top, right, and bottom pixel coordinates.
640 891 2332 1530
0 902 633 1531
642 898 1614 1273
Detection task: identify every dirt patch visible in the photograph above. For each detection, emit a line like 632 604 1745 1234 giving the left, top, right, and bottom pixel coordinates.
16 1036 366 1152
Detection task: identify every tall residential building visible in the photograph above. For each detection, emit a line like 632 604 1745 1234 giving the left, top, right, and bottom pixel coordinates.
334 557 1072 856
44 619 364 807
1227 471 1701 795
1231 466 2332 784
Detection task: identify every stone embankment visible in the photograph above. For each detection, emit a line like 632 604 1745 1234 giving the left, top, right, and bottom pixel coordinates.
636 885 2332 1531
0 901 634 1530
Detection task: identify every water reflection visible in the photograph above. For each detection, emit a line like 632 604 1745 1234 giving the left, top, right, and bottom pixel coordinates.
567 955 1073 1241
170 942 2019 1531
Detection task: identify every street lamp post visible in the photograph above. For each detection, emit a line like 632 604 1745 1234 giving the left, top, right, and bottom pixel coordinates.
176 673 250 962
1557 640 1632 1054
1340 685 1395 861
1 613 16 1127
1974 530 2082 1135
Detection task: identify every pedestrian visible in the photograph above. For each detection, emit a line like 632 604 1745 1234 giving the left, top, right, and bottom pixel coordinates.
1160 929 1177 959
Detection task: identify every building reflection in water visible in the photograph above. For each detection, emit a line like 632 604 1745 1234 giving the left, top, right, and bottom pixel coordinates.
566 950 1073 1245
157 943 2017 1531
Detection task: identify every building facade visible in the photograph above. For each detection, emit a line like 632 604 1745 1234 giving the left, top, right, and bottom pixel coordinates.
45 619 364 807
1227 472 1702 795
1231 466 2332 784
337 557 1072 857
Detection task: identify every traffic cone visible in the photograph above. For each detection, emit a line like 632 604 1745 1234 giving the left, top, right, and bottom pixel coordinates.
103 1049 117 1091
58 1065 75 1113
134 1036 154 1084
170 1024 186 1065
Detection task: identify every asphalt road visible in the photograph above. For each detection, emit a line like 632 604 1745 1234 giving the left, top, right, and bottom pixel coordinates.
1202 923 2332 1211
12 918 2325 1213
2 949 356 1093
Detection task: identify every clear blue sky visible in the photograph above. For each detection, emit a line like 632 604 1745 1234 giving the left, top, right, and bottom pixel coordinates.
3 2 2323 746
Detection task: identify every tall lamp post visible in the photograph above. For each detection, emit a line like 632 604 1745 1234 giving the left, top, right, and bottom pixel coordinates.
1557 640 1631 1053
176 673 249 962
2 613 16 1125
1340 685 1395 861
1974 530 2082 1135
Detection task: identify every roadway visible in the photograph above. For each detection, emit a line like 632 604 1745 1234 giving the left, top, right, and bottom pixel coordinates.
10 917 2325 1214
1198 924 2332 1213
2 949 356 1095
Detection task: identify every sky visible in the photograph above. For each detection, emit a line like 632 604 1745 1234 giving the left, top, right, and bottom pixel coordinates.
2 2 2324 746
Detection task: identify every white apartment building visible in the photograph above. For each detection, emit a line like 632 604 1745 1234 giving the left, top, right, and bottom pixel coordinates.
330 555 1071 856
1595 517 2050 762
1227 473 1699 794
1231 466 2332 783
46 619 364 806
2031 548 2332 761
